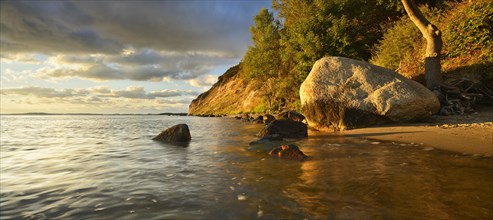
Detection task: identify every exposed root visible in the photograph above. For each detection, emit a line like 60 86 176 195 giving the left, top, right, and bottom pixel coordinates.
434 76 493 115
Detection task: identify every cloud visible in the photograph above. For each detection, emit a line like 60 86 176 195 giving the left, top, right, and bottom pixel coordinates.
0 87 88 98
1 1 269 56
188 74 218 87
30 49 237 82
0 1 271 113
0 1 122 54
0 53 39 63
0 86 198 101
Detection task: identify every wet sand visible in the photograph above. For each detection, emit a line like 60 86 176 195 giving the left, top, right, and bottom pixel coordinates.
337 108 493 156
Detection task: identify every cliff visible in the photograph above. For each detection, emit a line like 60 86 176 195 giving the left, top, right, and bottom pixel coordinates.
188 64 264 115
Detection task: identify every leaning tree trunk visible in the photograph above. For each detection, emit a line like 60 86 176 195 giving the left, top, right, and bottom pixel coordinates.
401 0 442 89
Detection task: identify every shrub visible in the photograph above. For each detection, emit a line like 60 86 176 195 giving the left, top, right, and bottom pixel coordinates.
370 6 441 80
442 1 493 61
441 0 493 79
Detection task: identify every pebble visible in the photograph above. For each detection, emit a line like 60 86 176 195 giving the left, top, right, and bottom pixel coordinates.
237 195 247 201
370 142 381 145
257 210 264 217
423 147 434 151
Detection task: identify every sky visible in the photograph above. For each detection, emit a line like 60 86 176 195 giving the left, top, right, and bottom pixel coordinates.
0 0 272 114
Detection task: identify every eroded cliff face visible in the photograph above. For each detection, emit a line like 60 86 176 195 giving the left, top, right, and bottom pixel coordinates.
188 65 263 115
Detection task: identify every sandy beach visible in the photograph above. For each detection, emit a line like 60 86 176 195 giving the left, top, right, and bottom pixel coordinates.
337 107 493 156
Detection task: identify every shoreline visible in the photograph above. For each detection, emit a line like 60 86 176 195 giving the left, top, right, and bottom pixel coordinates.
229 108 492 156
331 110 493 156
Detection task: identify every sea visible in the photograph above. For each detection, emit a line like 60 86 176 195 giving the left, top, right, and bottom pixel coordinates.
0 115 492 219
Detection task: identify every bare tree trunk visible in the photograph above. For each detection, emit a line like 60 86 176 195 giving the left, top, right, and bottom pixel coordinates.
402 0 442 89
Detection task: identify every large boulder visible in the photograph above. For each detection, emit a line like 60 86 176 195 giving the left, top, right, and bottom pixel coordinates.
152 124 191 143
257 120 307 139
300 57 440 131
269 144 308 161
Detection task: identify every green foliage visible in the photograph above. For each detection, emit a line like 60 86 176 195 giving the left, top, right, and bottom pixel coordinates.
241 8 281 79
251 101 268 114
442 0 493 62
274 0 404 84
370 15 420 71
370 6 442 78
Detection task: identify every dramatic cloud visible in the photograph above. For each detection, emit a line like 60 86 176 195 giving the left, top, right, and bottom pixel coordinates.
30 50 237 81
0 1 271 113
0 1 268 56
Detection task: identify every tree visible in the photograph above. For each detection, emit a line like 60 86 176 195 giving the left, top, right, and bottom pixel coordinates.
273 0 405 84
242 8 281 79
242 8 281 112
401 0 442 89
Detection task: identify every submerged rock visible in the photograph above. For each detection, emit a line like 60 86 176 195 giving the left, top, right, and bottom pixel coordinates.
152 124 191 144
300 56 440 131
249 134 283 145
257 120 307 139
269 144 308 161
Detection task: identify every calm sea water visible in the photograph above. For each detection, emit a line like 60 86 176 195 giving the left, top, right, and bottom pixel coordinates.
0 115 492 219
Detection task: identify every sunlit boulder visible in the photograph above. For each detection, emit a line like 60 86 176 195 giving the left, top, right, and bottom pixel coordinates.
300 56 440 131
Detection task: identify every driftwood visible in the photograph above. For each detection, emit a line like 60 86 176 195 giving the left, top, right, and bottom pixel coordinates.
434 77 493 115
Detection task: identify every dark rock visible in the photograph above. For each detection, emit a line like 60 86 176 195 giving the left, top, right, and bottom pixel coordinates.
269 144 308 161
252 116 264 124
277 110 306 122
234 116 242 120
263 114 275 124
152 124 191 144
257 120 307 139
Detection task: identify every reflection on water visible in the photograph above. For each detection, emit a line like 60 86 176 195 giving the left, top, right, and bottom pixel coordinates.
0 115 492 219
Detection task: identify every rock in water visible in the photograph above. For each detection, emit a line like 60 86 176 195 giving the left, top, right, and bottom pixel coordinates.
269 144 308 161
277 110 305 122
257 120 307 139
263 114 275 124
152 124 191 143
252 116 264 124
300 57 440 131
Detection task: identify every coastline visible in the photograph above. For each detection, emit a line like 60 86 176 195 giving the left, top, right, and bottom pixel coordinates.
333 109 493 156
